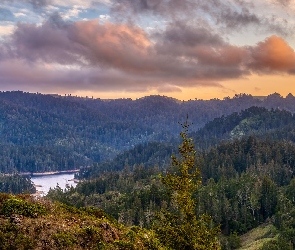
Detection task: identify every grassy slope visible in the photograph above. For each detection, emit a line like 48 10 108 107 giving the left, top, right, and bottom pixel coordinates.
238 223 278 250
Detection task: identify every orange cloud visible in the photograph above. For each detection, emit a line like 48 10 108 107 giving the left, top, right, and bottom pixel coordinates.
249 35 295 72
72 20 152 72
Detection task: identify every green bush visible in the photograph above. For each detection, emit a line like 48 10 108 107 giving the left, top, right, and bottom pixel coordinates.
259 239 280 250
53 232 77 247
0 222 34 250
1 198 46 217
228 232 241 249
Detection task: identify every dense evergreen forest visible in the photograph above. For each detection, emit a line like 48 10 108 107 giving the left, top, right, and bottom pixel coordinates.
3 90 295 248
1 90 295 174
0 175 35 194
49 101 295 249
80 105 295 179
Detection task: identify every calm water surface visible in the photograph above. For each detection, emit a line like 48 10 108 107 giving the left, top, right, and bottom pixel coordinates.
31 173 77 195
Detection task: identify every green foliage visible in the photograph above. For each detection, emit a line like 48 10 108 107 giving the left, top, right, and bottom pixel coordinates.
198 136 295 185
47 165 167 228
219 232 241 250
260 177 278 220
0 225 34 250
53 232 77 248
227 232 241 249
0 91 172 174
3 91 295 176
259 240 280 250
0 194 164 249
0 174 36 194
162 120 201 219
153 120 220 249
5 92 295 248
46 134 295 246
1 198 46 217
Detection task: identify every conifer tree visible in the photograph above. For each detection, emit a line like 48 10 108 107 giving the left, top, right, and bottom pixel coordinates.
153 118 221 249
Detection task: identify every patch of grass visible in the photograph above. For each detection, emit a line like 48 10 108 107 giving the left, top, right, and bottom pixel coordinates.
238 223 278 250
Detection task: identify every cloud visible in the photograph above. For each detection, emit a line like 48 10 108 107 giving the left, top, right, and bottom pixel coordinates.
155 21 224 48
111 0 293 38
9 13 82 65
1 0 52 9
248 35 295 73
27 0 52 9
1 12 294 94
0 24 15 36
156 84 182 93
215 5 261 29
62 5 84 19
154 21 246 77
198 0 261 30
51 0 110 8
71 19 152 72
14 12 27 18
111 0 197 18
0 59 181 93
111 0 261 30
273 0 291 6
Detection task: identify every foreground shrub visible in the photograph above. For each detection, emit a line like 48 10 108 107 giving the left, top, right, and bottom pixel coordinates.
1 198 46 217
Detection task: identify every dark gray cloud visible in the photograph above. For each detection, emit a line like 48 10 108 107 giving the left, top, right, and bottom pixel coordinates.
0 8 15 21
155 21 224 48
111 0 260 29
215 6 260 29
1 0 51 10
111 0 197 18
194 0 288 36
154 21 246 73
10 14 80 65
111 0 291 37
27 0 52 9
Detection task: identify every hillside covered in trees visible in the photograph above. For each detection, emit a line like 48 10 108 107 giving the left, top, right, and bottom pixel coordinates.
2 91 295 249
0 125 220 249
50 103 295 249
1 90 295 174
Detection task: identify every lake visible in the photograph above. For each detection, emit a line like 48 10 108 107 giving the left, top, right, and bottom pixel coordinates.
31 173 78 196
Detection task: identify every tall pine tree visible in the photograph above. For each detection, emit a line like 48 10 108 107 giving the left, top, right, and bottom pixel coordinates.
153 118 220 249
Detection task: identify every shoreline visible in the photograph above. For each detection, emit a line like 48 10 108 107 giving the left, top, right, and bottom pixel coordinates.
28 169 80 177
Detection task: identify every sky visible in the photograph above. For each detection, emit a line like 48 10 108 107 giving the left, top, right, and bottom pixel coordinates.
0 0 294 100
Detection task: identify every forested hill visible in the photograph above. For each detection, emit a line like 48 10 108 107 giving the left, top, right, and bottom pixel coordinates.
49 106 295 249
192 106 295 149
0 91 159 173
4 91 295 249
1 91 295 174
80 106 295 179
